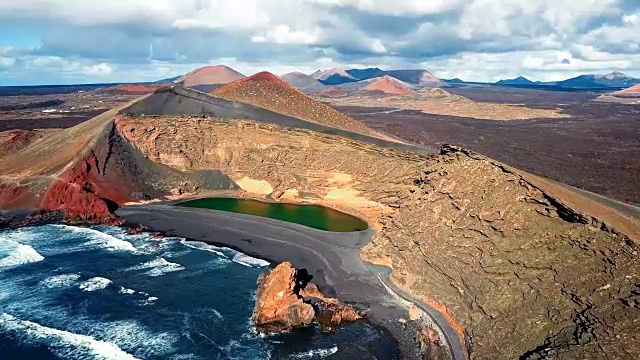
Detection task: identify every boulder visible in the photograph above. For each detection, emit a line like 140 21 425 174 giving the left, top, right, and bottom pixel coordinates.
253 262 362 333
416 327 446 360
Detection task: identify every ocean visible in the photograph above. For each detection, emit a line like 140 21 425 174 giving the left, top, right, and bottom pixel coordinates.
0 225 397 360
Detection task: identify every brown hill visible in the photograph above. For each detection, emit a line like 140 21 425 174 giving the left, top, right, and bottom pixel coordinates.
413 88 471 102
613 84 640 97
360 76 414 95
386 69 446 87
212 72 387 138
177 65 246 87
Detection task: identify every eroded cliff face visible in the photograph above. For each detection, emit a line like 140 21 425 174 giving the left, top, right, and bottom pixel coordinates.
113 115 640 359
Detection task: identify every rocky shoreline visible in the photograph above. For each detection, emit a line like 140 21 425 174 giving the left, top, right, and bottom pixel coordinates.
0 208 448 359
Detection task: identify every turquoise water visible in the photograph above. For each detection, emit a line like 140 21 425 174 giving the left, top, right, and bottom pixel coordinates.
0 225 397 359
177 198 368 232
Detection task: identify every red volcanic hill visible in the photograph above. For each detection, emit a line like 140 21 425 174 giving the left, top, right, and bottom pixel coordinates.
359 76 414 95
212 72 383 138
613 84 640 97
317 87 347 98
177 65 246 87
99 83 171 95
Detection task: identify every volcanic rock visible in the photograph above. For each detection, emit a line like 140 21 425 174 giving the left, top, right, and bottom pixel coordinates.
253 262 362 333
416 327 446 360
212 71 384 138
177 65 246 87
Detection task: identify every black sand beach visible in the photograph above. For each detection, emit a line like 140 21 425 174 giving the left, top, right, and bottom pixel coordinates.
117 204 467 360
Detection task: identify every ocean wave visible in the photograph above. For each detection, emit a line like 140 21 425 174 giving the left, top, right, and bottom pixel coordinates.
52 225 138 253
126 258 185 277
0 243 45 269
231 252 270 268
181 241 269 268
97 320 178 357
181 241 226 256
40 274 82 288
289 346 338 359
0 313 139 360
79 277 112 292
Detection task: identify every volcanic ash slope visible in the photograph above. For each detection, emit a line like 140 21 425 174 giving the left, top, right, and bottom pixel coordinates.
212 71 390 140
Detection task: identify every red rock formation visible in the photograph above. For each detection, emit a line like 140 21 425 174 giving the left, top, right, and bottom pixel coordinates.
253 262 315 332
253 262 362 333
318 87 347 98
40 153 128 223
613 83 640 97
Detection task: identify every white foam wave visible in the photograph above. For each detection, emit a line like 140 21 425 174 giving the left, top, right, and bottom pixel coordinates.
290 346 338 359
0 313 139 360
98 320 178 357
213 309 223 319
40 274 82 288
231 252 270 268
126 258 185 277
0 243 45 269
181 241 226 256
79 277 112 292
181 240 269 268
118 287 136 295
52 225 137 253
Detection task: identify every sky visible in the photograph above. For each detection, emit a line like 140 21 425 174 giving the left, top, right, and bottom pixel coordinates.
0 0 639 85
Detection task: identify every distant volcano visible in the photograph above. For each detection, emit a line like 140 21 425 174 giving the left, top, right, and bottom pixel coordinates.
212 72 381 138
359 76 414 95
177 65 246 87
280 72 326 93
311 68 358 85
317 87 347 98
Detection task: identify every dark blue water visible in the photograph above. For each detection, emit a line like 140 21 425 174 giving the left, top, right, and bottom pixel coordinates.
0 225 397 360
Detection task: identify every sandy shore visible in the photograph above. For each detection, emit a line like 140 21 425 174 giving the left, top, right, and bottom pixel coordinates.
116 203 462 359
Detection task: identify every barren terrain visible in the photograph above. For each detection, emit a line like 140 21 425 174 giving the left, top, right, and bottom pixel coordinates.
325 87 569 120
335 86 640 204
0 90 137 131
1 84 639 359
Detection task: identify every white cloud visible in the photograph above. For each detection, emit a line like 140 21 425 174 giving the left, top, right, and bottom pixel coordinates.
252 25 320 45
309 0 464 15
1 0 640 84
0 57 16 68
82 63 113 76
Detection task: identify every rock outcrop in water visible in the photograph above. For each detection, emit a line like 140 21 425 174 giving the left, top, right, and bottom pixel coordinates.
253 262 362 332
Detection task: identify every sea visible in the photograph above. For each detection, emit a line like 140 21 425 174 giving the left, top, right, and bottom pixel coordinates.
0 225 398 360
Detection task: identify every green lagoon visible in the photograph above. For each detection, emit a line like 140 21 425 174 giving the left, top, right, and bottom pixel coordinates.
176 197 368 232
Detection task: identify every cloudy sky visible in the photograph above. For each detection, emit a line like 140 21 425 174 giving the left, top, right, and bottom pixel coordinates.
1 0 639 85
